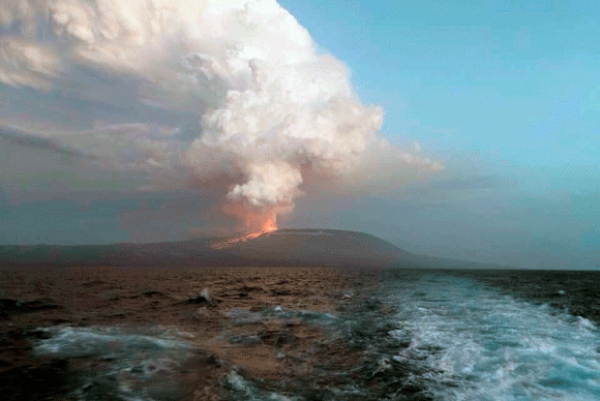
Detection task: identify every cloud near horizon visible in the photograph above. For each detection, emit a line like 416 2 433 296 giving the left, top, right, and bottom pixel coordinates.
0 0 441 233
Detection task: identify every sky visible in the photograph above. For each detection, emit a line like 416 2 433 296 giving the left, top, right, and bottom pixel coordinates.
1 0 598 269
276 0 600 268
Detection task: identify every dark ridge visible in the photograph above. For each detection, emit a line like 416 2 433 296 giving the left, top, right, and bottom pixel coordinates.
0 229 499 269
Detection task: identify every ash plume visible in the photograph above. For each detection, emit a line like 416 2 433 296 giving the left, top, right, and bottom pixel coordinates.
0 0 442 233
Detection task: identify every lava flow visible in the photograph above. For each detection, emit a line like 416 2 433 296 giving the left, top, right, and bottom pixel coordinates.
211 207 279 249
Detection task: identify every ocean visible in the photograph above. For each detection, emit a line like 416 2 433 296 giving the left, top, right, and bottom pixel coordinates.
225 269 600 401
30 269 600 401
375 270 600 401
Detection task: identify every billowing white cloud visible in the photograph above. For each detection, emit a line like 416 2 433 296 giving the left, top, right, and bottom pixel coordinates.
0 0 442 232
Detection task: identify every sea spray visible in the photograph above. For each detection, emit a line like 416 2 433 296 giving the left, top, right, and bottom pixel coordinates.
386 274 600 401
34 326 194 401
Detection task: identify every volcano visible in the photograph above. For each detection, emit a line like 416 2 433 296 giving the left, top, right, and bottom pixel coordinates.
0 229 494 269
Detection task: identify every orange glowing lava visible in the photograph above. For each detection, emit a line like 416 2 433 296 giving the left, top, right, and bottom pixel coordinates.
210 204 280 249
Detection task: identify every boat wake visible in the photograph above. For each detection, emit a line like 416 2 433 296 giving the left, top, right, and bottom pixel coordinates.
387 274 600 401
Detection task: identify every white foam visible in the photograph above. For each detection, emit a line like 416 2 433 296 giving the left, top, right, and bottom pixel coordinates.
35 326 190 358
226 370 298 401
389 275 600 401
34 326 193 401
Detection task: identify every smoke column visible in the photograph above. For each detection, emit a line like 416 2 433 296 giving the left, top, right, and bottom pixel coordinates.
0 0 441 234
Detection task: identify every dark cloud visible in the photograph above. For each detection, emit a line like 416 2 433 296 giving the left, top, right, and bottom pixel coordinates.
0 125 94 159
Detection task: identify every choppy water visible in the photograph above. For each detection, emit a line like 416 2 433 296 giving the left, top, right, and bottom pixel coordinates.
387 274 600 401
31 271 600 401
34 327 195 401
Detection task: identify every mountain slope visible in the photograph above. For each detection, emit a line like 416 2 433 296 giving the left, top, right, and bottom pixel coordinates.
0 229 492 269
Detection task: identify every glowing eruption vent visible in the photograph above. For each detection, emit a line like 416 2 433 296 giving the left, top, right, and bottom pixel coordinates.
211 206 278 248
0 0 442 235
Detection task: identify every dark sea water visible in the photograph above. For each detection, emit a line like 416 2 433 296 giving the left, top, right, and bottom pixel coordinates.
33 269 600 401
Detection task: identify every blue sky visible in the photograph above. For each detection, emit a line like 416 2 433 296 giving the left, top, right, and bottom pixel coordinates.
0 1 598 269
278 0 600 268
280 0 599 167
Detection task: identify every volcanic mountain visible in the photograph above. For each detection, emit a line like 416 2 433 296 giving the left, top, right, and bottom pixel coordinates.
0 229 488 269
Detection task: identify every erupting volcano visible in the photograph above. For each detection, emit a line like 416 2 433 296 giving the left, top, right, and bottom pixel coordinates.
211 205 281 249
0 0 441 239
